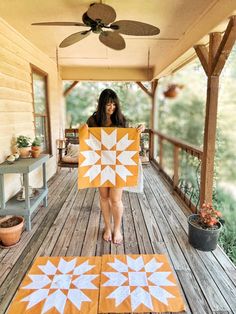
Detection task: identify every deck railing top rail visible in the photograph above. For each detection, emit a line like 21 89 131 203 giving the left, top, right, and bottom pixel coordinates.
150 129 203 159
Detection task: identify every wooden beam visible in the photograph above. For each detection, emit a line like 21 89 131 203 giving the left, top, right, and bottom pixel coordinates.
151 79 158 95
149 79 158 160
63 81 79 97
200 76 219 205
136 82 152 97
212 16 236 76
209 32 222 74
194 45 209 75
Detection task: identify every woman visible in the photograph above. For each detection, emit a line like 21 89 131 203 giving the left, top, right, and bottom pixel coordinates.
86 89 145 244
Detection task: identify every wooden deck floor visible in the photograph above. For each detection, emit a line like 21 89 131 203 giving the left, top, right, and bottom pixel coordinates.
0 164 236 314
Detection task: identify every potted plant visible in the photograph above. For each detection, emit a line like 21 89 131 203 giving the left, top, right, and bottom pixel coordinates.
16 135 31 158
188 203 223 251
163 84 184 98
31 137 42 158
0 216 24 247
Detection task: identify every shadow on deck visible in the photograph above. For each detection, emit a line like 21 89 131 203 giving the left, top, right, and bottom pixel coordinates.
0 164 235 313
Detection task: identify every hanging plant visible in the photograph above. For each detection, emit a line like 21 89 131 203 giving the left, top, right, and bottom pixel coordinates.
163 84 184 98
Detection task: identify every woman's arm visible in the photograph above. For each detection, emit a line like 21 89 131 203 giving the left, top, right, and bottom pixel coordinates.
136 124 145 134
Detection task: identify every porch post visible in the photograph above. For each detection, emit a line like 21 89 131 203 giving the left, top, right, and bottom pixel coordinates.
135 80 158 161
150 80 158 160
194 16 236 206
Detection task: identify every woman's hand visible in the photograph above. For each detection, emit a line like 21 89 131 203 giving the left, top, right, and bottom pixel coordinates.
136 124 145 134
79 123 88 130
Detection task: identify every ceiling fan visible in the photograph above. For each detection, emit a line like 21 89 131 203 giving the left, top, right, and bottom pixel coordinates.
32 2 160 50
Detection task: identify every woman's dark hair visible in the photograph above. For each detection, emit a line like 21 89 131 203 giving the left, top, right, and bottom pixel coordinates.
94 89 126 127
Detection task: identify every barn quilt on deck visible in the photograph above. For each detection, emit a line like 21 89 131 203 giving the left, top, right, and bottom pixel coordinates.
99 254 185 313
7 256 101 314
8 254 185 314
78 126 139 189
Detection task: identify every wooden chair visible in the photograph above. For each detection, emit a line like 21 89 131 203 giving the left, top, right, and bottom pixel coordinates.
57 129 79 169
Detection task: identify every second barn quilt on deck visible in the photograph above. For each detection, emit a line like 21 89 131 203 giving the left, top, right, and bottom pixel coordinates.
78 126 139 189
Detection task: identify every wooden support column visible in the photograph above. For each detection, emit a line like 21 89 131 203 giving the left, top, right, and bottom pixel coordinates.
200 75 219 204
150 80 158 160
194 16 236 206
136 80 158 161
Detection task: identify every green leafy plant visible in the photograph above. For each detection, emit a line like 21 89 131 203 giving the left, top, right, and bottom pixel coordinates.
32 137 42 147
16 135 31 148
198 203 222 228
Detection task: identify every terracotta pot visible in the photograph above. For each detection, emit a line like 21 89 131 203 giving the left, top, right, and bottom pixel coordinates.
31 150 40 158
19 147 31 158
164 88 178 98
164 84 184 98
31 146 41 152
0 216 24 246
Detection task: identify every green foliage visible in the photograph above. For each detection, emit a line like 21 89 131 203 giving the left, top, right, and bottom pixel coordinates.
32 137 42 147
158 53 236 265
215 187 236 264
65 82 151 127
16 135 31 148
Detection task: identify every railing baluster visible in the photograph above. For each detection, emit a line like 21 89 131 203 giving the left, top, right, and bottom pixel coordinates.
173 145 180 189
159 137 163 170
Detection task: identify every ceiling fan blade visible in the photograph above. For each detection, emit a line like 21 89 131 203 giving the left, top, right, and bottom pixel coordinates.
87 3 116 25
99 31 125 50
32 22 86 26
111 20 160 36
59 30 91 48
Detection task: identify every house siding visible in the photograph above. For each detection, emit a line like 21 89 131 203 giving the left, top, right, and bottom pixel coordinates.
0 18 62 201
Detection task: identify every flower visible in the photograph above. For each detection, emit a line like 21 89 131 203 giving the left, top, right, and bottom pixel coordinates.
198 203 222 228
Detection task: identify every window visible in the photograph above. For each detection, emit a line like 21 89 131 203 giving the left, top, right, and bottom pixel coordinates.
31 66 51 154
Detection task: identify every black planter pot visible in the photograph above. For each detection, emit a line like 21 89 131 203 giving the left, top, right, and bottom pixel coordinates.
188 214 222 251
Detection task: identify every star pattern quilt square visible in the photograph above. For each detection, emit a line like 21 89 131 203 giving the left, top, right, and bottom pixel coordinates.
78 126 139 189
99 254 185 313
7 256 101 314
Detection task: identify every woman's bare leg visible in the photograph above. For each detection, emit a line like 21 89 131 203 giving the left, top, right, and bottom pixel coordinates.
99 187 112 241
109 188 124 244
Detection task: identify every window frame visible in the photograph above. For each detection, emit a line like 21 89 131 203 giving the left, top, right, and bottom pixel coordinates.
30 64 52 155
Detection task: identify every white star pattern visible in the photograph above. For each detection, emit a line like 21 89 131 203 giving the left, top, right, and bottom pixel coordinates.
102 256 176 311
81 128 137 185
20 258 99 314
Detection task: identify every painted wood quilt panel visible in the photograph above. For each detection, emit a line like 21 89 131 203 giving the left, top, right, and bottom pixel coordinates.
78 126 139 189
99 254 185 313
8 256 101 314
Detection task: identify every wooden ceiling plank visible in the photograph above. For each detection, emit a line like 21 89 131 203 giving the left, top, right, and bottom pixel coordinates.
212 16 236 76
194 45 209 75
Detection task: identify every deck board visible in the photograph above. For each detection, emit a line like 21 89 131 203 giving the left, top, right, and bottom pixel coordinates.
0 164 235 314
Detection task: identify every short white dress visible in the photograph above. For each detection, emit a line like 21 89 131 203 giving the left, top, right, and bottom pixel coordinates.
123 160 144 193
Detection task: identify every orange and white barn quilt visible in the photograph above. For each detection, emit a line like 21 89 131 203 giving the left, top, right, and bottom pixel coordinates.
78 126 139 189
99 254 185 313
8 256 101 314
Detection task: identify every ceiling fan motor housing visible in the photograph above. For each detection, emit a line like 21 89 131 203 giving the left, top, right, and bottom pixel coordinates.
82 12 104 33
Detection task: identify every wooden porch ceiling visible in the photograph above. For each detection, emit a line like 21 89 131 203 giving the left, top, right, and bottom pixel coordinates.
0 165 235 313
0 0 236 80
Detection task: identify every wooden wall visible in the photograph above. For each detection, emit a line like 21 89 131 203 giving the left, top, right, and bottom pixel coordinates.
0 18 62 200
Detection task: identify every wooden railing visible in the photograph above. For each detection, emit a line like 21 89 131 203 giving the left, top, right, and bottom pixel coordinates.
148 129 203 212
